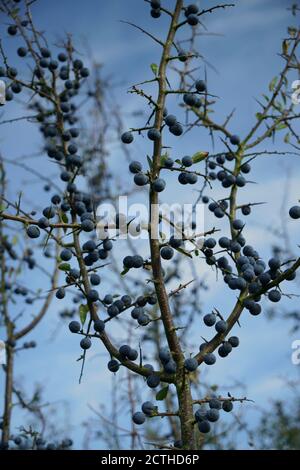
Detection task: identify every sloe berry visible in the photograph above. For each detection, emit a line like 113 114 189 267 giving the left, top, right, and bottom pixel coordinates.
80 337 91 350
27 225 40 239
160 246 174 260
108 360 119 372
204 353 216 365
132 412 145 425
184 357 198 371
121 132 134 144
94 320 105 333
230 135 240 146
69 321 81 333
289 206 300 219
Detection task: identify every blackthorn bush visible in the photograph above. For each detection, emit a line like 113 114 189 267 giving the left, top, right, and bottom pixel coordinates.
1 0 300 452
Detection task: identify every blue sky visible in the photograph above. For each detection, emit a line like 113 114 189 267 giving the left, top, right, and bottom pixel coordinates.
1 0 300 449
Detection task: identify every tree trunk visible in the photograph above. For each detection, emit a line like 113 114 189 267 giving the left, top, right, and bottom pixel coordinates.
1 345 14 445
176 370 196 449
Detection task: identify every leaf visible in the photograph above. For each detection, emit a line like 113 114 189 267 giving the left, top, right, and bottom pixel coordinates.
282 39 289 56
192 151 209 164
0 203 8 213
59 211 69 234
12 235 18 245
156 385 169 401
284 132 290 143
15 192 23 215
269 76 278 92
150 63 158 76
281 91 287 105
61 212 68 224
121 267 129 276
10 7 20 17
175 158 181 165
255 112 263 121
275 123 287 131
175 246 193 258
288 26 297 37
147 155 153 169
79 304 89 326
274 100 284 112
58 263 71 271
160 152 169 166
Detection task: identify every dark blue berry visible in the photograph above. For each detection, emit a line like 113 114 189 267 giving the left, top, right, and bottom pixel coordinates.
87 290 99 302
182 155 193 167
153 178 166 192
160 246 174 260
187 14 199 25
204 353 216 365
165 115 177 126
132 412 145 425
147 128 161 141
60 249 72 261
134 173 149 186
94 320 105 333
268 290 281 302
222 400 233 412
56 287 65 299
203 313 216 326
129 161 142 174
121 132 134 144
169 122 183 136
195 80 206 92
164 360 177 374
228 336 239 348
81 219 94 232
27 225 40 238
206 408 219 422
69 321 81 333
184 357 198 371
215 320 228 334
142 401 155 415
108 360 119 372
90 274 101 285
80 337 91 349
146 374 160 388
198 420 211 433
289 206 300 219
230 135 240 146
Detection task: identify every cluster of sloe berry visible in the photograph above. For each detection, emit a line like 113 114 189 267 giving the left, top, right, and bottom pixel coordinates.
0 236 43 309
69 286 157 352
3 0 300 449
121 77 208 145
26 188 98 241
193 397 234 436
68 290 158 354
148 2 200 27
0 431 73 451
132 393 233 440
132 400 157 425
3 19 89 106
